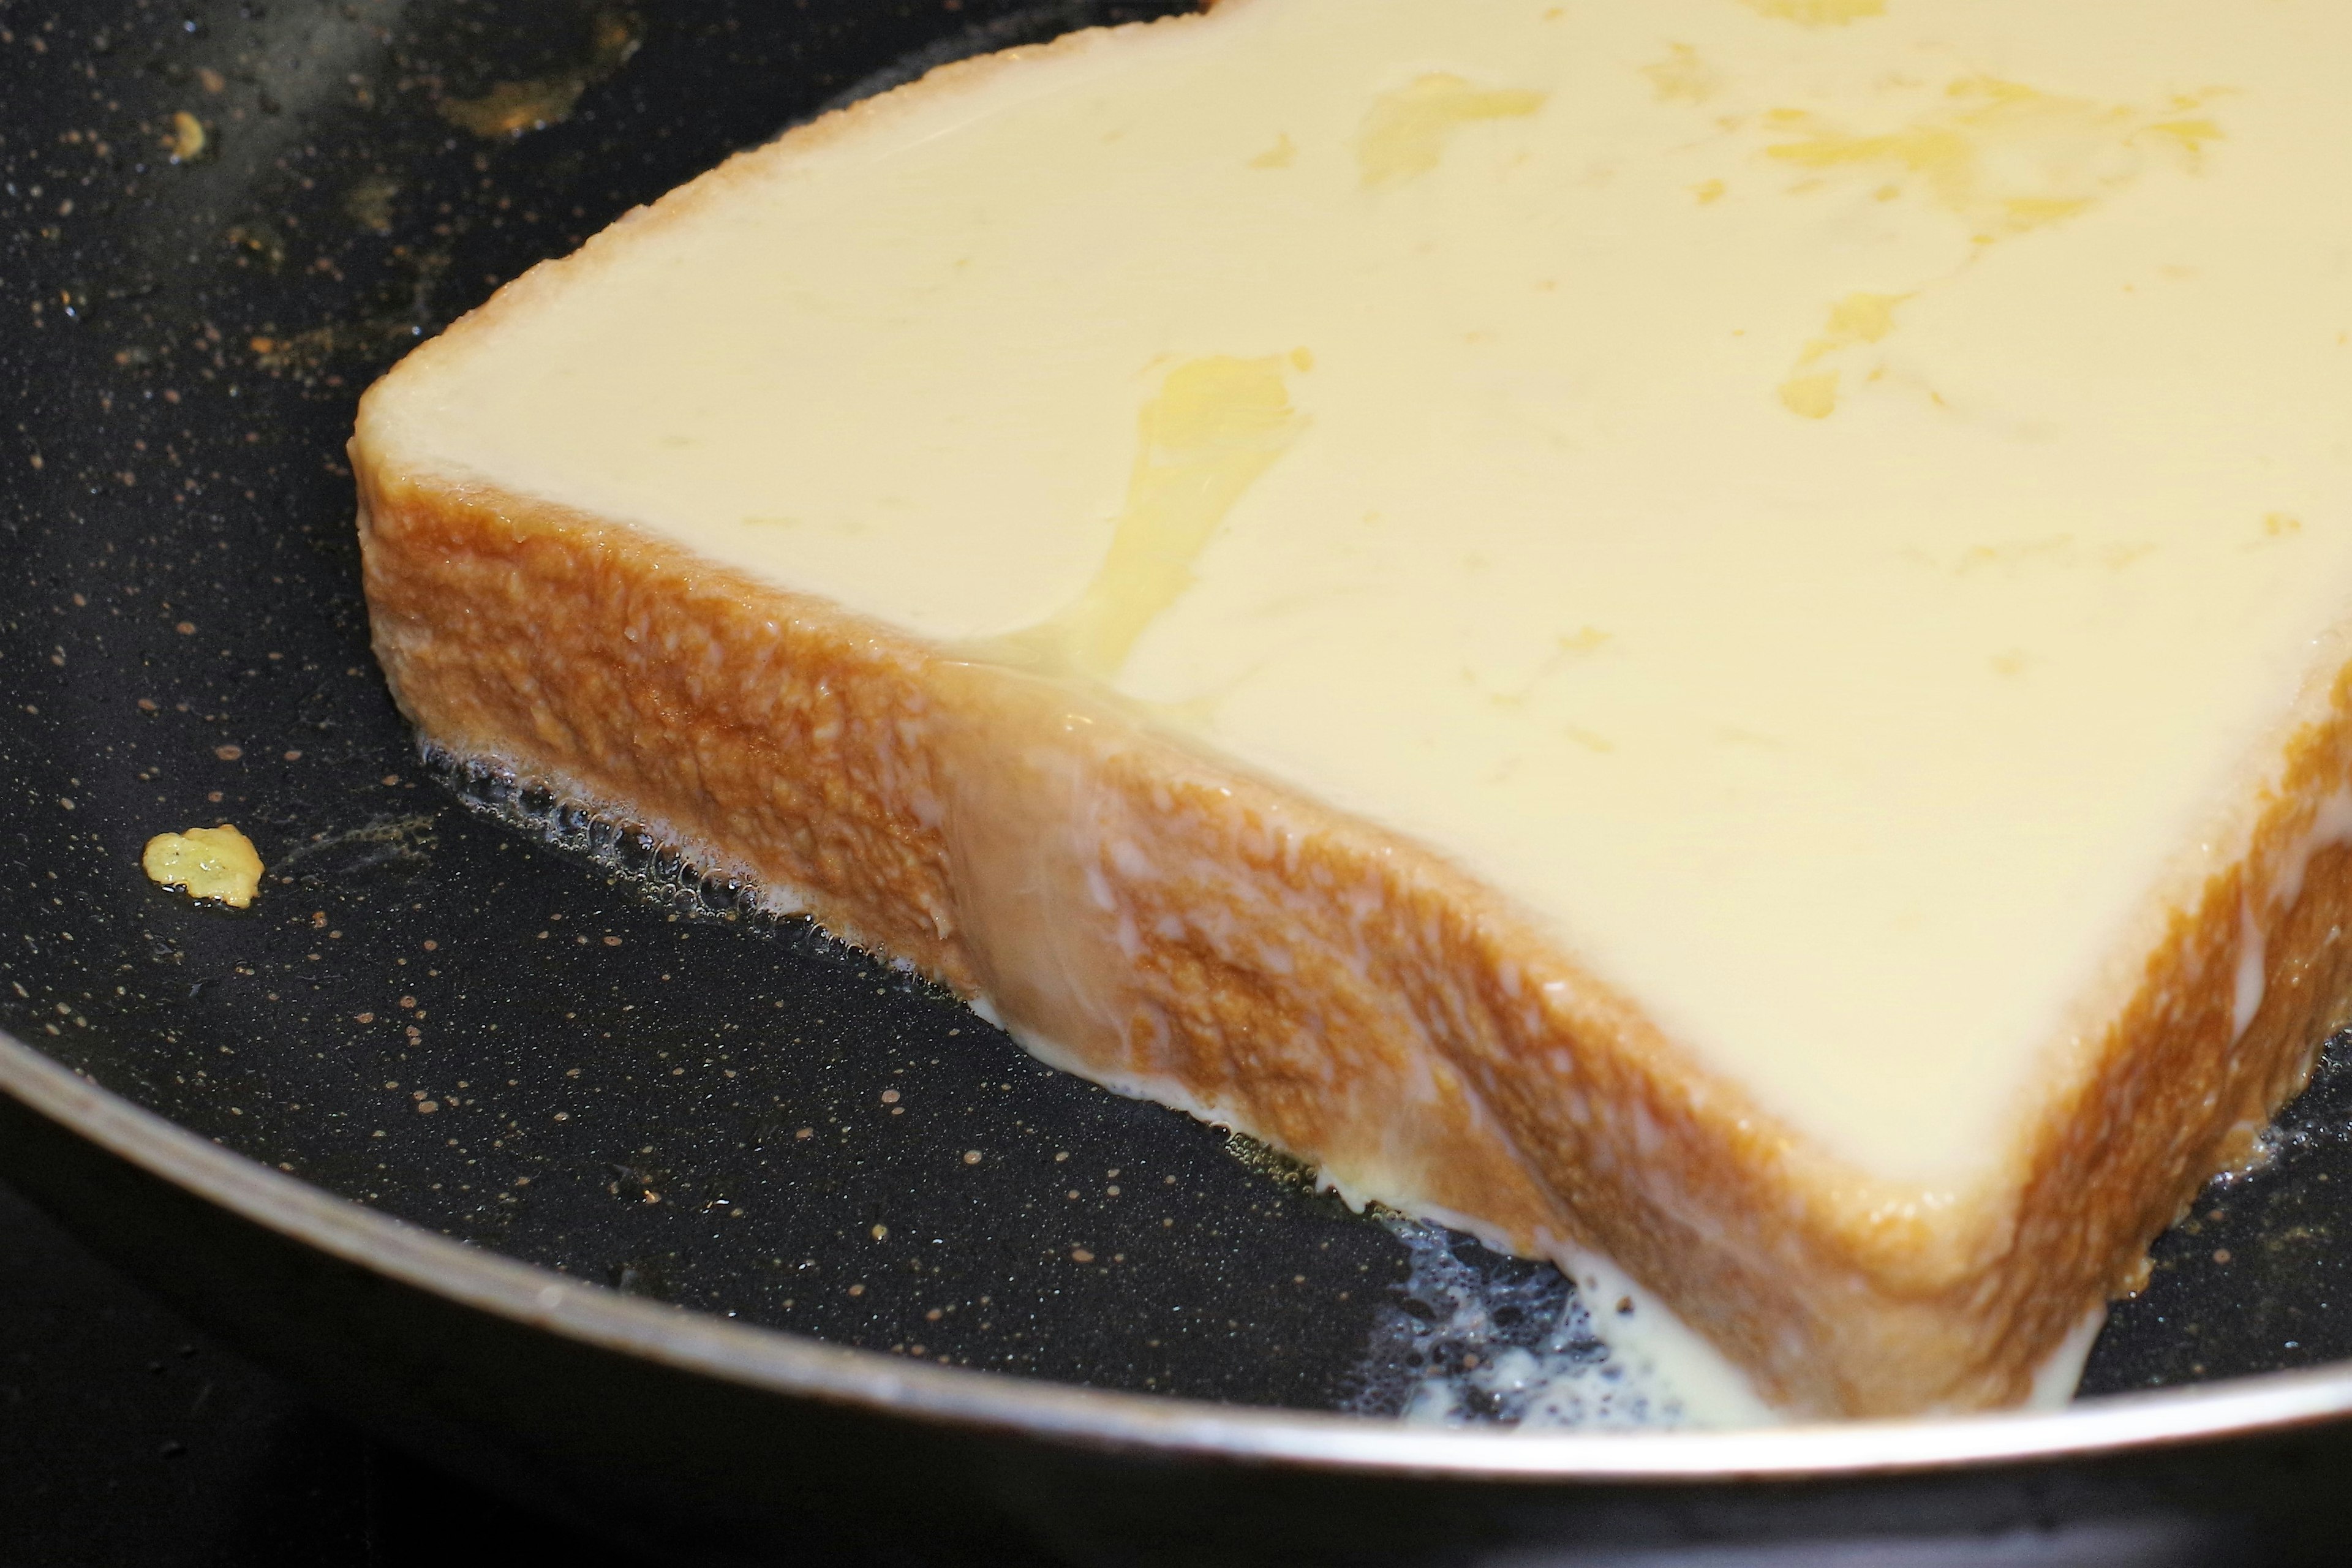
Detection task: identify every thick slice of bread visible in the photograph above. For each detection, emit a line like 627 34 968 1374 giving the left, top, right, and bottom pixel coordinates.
353 0 2352 1417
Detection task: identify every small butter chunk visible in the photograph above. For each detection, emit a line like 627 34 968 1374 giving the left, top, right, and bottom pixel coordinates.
143 824 264 908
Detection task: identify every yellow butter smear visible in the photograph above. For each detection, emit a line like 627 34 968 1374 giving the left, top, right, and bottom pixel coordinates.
1740 0 1885 26
143 824 264 908
990 355 1306 680
1779 291 1909 419
1764 77 2224 243
1746 77 2225 419
1358 74 1545 189
1643 45 1720 105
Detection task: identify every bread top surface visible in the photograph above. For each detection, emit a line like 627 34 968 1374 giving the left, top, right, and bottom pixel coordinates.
357 0 2352 1183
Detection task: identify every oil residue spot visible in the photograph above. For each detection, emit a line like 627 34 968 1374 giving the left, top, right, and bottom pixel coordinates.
344 176 399 235
165 110 209 164
1346 1218 1689 1429
439 8 643 140
274 812 439 881
225 221 287 270
241 247 450 383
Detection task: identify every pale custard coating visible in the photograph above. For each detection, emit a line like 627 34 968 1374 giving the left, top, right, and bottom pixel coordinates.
367 0 2352 1182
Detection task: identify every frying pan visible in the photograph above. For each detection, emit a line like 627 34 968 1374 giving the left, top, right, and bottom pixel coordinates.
8 1 2352 1561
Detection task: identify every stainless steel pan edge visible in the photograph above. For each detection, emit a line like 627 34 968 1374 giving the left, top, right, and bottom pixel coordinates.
9 1022 2351 1486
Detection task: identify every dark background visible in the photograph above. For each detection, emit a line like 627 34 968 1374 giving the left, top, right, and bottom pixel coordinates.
0 1172 649 1566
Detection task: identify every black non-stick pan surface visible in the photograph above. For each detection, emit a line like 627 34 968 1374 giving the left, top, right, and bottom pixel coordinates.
11 2 2352 1562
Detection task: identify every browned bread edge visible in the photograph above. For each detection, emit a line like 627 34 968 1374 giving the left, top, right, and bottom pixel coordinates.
350 454 2352 1417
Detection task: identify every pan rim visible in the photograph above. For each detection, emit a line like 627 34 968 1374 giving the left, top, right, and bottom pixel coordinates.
11 0 2346 1502
7 1025 2349 1481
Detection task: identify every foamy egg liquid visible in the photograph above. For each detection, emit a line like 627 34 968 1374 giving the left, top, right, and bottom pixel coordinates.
1345 1216 1779 1430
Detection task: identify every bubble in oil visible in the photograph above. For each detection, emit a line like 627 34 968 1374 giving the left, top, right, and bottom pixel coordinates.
425 748 765 918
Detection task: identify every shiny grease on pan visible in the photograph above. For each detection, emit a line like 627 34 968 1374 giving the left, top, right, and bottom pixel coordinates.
2 0 2350 1431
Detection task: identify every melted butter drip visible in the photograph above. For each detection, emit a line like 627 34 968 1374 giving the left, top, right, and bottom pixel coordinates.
1358 73 1546 189
1739 0 1887 26
982 355 1306 680
1763 77 2225 243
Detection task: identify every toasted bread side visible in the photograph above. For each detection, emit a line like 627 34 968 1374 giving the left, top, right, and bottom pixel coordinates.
352 454 2352 1417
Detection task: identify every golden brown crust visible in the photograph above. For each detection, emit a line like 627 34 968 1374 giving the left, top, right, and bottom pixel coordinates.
353 454 2352 1417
